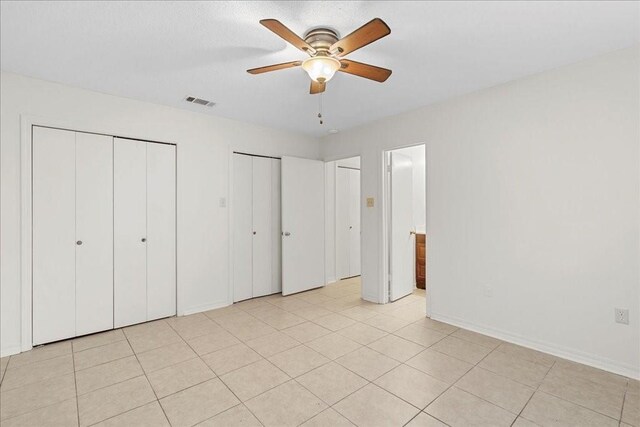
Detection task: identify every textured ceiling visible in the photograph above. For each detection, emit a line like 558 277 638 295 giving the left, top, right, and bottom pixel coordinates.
1 1 638 137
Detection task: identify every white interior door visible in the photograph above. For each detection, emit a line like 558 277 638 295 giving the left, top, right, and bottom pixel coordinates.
147 143 176 320
390 152 415 301
349 169 361 276
32 127 76 345
270 158 282 294
75 132 114 336
252 156 272 298
335 167 351 279
114 138 147 327
233 154 253 302
281 156 325 295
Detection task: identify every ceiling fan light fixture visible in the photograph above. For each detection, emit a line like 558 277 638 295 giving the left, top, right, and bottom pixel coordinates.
302 56 341 83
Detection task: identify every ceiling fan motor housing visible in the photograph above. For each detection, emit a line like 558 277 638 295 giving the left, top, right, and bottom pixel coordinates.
304 28 340 54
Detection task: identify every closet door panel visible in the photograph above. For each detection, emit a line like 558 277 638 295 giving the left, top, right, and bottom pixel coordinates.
252 157 272 298
32 127 76 345
75 133 114 336
270 159 282 294
114 138 147 328
349 169 361 276
335 167 351 279
233 154 253 302
147 143 177 320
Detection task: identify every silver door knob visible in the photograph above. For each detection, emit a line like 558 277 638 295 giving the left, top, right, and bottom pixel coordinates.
283 232 291 236
141 238 147 242
76 240 82 245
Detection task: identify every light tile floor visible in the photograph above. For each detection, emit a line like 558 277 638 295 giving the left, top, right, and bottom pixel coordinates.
0 277 638 426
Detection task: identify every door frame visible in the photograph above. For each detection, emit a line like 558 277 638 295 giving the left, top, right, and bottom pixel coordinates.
19 114 176 354
325 156 363 285
381 143 430 315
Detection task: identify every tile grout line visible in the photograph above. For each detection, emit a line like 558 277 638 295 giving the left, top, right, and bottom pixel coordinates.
84 390 156 427
120 325 171 426
402 410 452 427
530 364 627 424
418 332 515 422
285 321 436 423
0 356 10 385
457 348 554 389
618 378 629 426
510 358 557 427
510 357 626 425
418 361 484 418
196 403 265 427
71 341 81 427
0 354 76 393
165 317 267 427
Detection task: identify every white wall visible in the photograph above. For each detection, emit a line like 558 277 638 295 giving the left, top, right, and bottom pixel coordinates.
0 72 321 356
392 145 426 232
321 47 640 378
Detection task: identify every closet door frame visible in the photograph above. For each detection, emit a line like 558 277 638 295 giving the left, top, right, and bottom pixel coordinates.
20 115 177 353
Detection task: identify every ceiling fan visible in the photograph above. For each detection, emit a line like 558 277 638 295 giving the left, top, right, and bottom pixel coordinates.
247 18 392 94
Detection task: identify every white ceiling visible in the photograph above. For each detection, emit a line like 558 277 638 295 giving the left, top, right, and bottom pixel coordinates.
1 1 638 137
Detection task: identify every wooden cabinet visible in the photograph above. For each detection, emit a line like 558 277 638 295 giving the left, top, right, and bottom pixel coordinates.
416 233 426 289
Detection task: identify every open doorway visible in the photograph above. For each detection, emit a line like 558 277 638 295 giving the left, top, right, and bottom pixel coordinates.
382 145 427 311
325 156 361 287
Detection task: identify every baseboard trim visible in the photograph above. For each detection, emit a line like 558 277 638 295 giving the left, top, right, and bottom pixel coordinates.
326 277 337 285
1 345 22 358
431 312 640 380
182 300 230 316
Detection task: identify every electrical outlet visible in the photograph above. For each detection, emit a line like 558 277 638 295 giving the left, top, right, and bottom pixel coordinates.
615 308 629 325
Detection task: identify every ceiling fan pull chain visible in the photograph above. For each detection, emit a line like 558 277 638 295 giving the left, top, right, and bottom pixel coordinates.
318 93 324 125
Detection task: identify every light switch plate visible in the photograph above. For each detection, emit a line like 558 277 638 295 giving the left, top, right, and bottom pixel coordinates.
366 197 375 208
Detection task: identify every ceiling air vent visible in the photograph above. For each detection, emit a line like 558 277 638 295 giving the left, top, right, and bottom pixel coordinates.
184 96 215 107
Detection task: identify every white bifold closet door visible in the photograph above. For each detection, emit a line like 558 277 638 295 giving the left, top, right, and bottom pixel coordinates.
114 139 148 328
270 160 282 295
252 157 272 298
233 154 253 302
335 167 361 279
147 143 177 320
114 138 176 328
33 127 114 345
75 132 114 336
232 154 282 302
